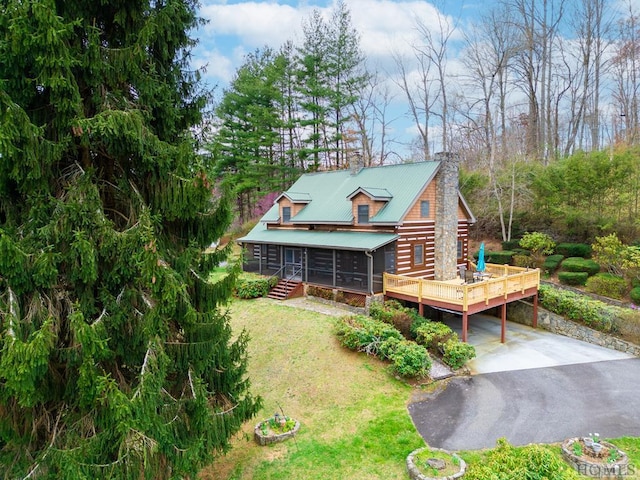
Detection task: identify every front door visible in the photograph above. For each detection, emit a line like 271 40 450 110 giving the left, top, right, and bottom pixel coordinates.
284 248 303 280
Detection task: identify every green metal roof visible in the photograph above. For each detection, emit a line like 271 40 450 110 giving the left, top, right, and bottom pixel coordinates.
276 191 312 203
347 187 393 201
282 162 441 225
238 223 398 251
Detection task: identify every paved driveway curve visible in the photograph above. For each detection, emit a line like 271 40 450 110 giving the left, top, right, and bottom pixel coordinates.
409 358 640 450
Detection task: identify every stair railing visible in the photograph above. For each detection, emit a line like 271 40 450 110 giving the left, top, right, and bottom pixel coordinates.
268 265 302 296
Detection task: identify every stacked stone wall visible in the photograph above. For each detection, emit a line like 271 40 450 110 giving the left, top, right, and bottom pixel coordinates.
507 301 640 356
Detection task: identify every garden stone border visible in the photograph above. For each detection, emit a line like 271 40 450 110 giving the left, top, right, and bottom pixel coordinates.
254 420 300 446
406 446 466 480
561 437 629 479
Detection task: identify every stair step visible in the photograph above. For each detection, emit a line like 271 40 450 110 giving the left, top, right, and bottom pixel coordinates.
268 280 302 300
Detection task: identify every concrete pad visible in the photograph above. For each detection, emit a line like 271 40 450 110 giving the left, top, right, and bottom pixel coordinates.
442 314 634 374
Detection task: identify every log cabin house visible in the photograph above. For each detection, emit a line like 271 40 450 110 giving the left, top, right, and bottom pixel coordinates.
239 153 474 295
238 153 540 342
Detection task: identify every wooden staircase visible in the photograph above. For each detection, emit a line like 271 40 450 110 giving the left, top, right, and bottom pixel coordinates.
267 279 303 300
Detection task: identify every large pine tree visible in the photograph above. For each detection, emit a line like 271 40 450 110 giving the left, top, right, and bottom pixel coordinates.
0 0 260 478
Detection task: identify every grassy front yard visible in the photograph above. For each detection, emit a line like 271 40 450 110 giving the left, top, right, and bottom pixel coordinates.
199 297 640 479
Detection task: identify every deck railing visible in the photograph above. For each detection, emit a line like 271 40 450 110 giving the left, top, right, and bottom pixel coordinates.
383 264 540 311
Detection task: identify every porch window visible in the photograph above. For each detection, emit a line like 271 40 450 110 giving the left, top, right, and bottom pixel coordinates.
413 244 424 266
357 204 369 224
420 200 430 218
282 206 291 223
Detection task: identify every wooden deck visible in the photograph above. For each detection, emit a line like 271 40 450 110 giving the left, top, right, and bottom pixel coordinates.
383 263 540 342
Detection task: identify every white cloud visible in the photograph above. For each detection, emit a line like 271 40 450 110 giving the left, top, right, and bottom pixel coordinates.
195 0 463 86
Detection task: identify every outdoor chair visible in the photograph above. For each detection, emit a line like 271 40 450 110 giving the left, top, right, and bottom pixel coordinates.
464 270 476 284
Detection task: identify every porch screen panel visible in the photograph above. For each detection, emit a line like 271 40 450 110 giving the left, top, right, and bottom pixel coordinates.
371 248 385 293
242 243 261 273
262 244 281 276
307 248 334 286
336 250 368 292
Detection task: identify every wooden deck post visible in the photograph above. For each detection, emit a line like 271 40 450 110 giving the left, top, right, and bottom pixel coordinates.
501 303 507 343
462 312 468 343
532 292 538 328
419 302 424 317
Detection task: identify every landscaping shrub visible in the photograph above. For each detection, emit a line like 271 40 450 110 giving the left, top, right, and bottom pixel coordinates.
555 242 592 258
369 300 422 337
558 271 588 286
409 315 430 339
336 317 431 378
631 286 640 306
414 322 455 349
617 308 640 344
512 254 536 268
387 340 431 378
560 257 600 275
464 438 580 480
542 254 564 273
538 284 619 333
307 285 334 300
486 250 515 265
333 315 403 355
501 239 521 251
585 273 628 300
440 338 476 369
235 274 277 299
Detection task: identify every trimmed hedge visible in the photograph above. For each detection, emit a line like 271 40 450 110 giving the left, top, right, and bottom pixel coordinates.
486 250 515 265
560 257 600 275
542 254 564 273
538 284 619 333
501 239 521 251
631 286 640 306
585 273 628 300
235 274 278 299
555 242 592 258
558 271 588 286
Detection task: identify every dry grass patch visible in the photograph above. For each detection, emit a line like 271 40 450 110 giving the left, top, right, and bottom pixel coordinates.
199 298 424 480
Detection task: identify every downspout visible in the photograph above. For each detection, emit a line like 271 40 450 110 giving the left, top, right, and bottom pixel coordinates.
365 250 374 295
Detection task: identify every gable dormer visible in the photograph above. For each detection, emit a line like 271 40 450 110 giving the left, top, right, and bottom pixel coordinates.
274 192 311 224
347 187 392 225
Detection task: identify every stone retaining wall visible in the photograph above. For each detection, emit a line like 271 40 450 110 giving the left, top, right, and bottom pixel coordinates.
507 301 640 356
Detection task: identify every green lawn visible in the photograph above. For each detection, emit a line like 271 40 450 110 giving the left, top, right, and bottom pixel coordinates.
199 297 640 480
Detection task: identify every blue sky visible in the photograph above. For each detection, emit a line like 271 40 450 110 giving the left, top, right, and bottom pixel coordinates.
190 0 640 157
193 0 476 88
191 0 480 154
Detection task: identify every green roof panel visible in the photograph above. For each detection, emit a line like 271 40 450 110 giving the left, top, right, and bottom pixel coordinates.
286 162 440 224
238 223 398 251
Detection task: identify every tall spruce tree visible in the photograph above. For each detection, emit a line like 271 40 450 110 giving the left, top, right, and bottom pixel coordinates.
0 1 260 478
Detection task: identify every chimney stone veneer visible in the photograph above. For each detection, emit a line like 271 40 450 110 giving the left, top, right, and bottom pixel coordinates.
433 152 460 281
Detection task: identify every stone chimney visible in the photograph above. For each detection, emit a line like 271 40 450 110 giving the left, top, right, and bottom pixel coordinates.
350 151 363 175
433 152 460 281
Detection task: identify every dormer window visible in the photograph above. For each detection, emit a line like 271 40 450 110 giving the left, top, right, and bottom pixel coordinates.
357 204 369 224
282 206 291 223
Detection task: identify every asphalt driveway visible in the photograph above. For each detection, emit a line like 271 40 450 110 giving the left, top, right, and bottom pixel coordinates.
409 315 640 450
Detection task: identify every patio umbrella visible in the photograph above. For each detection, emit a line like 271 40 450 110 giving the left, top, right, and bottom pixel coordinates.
477 242 486 272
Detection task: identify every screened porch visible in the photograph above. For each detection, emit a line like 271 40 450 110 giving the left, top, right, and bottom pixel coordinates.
241 242 396 294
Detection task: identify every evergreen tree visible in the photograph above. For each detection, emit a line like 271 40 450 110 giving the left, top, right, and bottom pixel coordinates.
213 48 287 223
0 1 260 478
